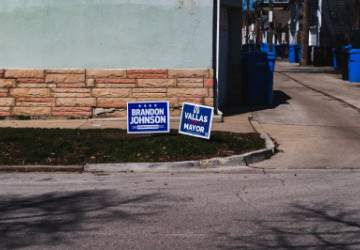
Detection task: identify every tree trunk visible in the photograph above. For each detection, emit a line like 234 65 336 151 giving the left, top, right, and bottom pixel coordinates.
301 0 309 66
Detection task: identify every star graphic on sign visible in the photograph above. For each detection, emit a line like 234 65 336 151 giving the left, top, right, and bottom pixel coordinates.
144 104 147 108
149 104 152 107
138 105 141 108
154 104 157 107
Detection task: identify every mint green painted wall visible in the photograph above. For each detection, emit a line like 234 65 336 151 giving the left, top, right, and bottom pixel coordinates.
0 0 213 69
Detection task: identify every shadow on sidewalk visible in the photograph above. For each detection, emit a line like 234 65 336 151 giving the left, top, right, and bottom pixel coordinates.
278 68 334 74
222 90 291 117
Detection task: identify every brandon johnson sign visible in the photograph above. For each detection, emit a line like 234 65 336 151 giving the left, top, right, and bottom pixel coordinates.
127 101 169 134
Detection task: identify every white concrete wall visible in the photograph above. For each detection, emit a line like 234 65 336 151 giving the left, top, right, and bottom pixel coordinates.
0 0 213 69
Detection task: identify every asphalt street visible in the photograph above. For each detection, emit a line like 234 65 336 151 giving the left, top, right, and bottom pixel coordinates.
1 170 360 249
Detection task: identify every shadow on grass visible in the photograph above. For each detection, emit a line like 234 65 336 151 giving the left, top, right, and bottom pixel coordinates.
216 202 360 249
0 190 177 249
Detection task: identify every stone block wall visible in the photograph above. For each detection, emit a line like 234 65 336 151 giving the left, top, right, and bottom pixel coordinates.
0 69 214 118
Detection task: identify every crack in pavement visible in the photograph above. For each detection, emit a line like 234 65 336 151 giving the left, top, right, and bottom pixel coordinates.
236 192 261 211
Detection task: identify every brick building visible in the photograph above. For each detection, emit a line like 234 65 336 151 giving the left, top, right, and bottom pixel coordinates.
0 0 243 119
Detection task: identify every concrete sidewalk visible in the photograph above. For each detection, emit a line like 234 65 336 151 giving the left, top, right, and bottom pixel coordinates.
0 111 255 134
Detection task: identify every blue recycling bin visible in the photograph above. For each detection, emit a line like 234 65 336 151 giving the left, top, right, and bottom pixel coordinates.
260 43 269 52
289 44 297 63
266 52 276 105
296 44 302 63
342 45 353 80
267 51 276 72
242 51 274 106
348 49 360 83
260 43 276 53
332 48 338 71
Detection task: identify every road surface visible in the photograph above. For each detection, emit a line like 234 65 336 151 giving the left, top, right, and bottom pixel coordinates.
1 170 360 249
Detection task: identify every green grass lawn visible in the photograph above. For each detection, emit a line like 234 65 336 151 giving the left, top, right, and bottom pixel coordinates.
0 128 265 165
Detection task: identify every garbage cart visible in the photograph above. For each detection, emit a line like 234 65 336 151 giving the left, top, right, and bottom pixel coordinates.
341 45 352 80
242 52 275 106
348 49 360 83
260 43 269 52
295 44 302 63
289 44 297 63
332 48 338 71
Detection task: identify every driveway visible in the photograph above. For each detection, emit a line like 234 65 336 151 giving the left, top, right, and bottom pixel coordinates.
251 60 360 169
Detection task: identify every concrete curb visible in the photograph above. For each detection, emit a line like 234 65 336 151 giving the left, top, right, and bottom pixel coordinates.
248 118 275 152
245 118 275 165
0 119 275 173
84 156 249 172
83 119 276 172
0 165 83 172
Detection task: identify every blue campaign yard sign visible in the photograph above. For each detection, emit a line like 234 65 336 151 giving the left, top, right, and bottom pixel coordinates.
179 102 214 139
127 101 169 134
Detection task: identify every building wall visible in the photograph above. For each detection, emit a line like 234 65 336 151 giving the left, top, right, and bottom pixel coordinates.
0 0 214 118
0 69 214 118
0 0 213 69
321 0 354 47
